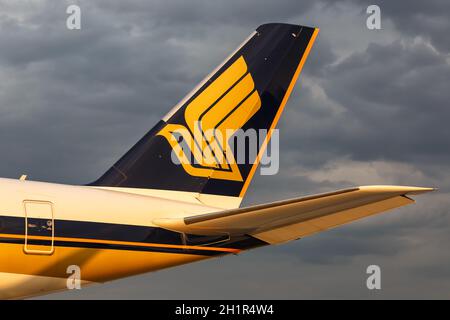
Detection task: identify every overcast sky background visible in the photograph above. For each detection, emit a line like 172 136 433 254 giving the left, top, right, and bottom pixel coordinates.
0 0 449 299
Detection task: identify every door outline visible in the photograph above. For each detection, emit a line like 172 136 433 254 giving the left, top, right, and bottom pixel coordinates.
23 200 55 255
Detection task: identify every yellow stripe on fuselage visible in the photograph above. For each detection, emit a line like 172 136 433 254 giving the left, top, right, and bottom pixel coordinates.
0 242 209 283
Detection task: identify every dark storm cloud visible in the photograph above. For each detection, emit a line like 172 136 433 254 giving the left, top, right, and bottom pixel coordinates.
0 0 448 299
0 0 328 185
0 0 321 184
331 0 450 53
325 41 450 162
92 0 314 27
280 39 450 173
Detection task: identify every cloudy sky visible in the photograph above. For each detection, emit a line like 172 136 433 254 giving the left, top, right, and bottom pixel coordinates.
0 0 449 299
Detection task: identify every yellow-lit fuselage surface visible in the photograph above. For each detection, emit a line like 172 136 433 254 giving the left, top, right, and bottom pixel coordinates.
0 178 243 299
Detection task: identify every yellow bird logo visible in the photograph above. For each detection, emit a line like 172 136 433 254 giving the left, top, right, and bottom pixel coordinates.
158 56 261 181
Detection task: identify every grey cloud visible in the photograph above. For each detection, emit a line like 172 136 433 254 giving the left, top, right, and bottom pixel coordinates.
339 0 450 53
279 39 450 178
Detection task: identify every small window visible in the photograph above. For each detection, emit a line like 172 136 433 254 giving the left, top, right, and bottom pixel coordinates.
184 234 230 246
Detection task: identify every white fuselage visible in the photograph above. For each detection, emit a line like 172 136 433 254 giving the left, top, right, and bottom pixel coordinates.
0 178 241 299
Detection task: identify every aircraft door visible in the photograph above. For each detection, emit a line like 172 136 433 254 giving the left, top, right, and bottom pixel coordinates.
23 200 55 255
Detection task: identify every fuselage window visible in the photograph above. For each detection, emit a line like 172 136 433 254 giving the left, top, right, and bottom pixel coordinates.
184 234 230 246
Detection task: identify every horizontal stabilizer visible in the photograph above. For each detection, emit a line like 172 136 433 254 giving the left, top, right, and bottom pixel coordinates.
153 185 434 244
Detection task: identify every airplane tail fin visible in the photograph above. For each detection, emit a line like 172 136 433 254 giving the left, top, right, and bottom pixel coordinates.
90 23 319 208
